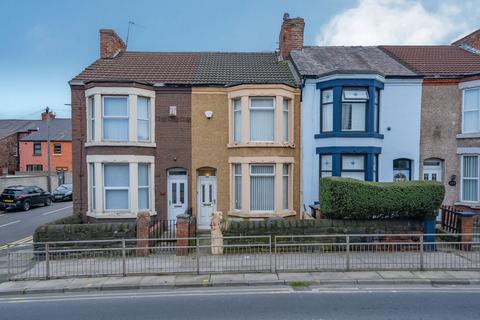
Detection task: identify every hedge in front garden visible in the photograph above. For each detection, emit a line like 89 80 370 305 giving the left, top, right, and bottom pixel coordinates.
320 177 445 220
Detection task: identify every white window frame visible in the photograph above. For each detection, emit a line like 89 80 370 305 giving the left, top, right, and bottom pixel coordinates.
233 98 242 143
249 164 275 212
462 88 480 134
103 163 130 212
233 164 242 210
137 96 151 142
282 99 290 143
138 163 151 210
321 89 333 133
102 95 130 142
88 96 95 141
461 155 479 203
282 164 290 210
89 163 96 211
249 97 275 143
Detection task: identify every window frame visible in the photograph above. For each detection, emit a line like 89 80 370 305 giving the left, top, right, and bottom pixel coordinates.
53 143 62 155
461 155 479 203
320 89 334 133
88 96 95 141
249 164 276 212
249 96 276 143
103 163 130 212
138 163 151 210
320 154 333 178
340 154 366 180
462 88 480 134
102 95 130 142
282 163 290 210
89 163 96 211
374 89 380 133
282 99 290 143
233 98 242 143
393 158 412 181
136 96 151 142
33 142 41 156
341 87 368 132
26 164 43 171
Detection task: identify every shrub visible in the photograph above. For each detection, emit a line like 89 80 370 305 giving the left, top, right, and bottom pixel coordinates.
320 177 445 220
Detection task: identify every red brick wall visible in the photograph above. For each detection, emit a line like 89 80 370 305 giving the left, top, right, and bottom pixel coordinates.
0 134 19 175
279 13 305 59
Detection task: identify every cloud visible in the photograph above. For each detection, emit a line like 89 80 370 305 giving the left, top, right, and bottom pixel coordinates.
315 0 479 46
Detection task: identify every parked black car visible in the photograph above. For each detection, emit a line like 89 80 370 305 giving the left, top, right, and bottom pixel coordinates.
52 184 72 202
0 185 52 211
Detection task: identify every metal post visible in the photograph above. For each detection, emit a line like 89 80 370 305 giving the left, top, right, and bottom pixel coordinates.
45 107 52 192
269 236 274 273
420 236 424 271
122 239 126 276
346 236 350 271
274 236 277 273
196 238 200 275
7 244 11 280
45 243 50 280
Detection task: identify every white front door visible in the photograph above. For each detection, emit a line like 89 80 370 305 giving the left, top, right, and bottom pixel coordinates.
197 176 216 228
167 175 188 220
423 160 443 182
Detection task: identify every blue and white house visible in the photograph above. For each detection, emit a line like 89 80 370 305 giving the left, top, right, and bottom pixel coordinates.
290 46 424 208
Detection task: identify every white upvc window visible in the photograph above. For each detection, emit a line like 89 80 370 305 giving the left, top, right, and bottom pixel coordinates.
233 99 242 143
88 96 95 140
282 164 290 210
342 88 368 132
137 97 150 141
282 99 290 143
138 163 150 210
463 88 480 133
462 155 479 202
103 163 130 211
103 96 129 141
249 97 275 142
233 164 242 210
321 89 333 132
89 163 96 210
250 164 275 211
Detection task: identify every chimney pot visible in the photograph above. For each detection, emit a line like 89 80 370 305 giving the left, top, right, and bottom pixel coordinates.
100 29 126 59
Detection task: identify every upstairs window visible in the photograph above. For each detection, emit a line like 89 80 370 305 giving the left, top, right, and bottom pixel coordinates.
33 143 41 156
233 99 242 143
137 97 150 141
250 97 275 142
463 88 480 133
103 96 129 141
374 89 380 133
88 96 95 140
282 99 290 142
53 143 62 155
321 89 333 132
342 88 368 132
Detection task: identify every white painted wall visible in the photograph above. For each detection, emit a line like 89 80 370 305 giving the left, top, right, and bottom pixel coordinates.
301 76 423 209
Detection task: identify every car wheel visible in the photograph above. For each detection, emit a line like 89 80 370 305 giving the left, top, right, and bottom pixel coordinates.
44 197 52 206
22 200 31 211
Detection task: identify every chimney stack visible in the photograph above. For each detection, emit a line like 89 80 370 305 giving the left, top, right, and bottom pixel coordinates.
452 29 480 54
100 29 126 59
41 109 55 121
278 13 305 60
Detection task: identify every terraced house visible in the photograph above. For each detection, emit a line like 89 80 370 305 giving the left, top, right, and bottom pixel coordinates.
70 29 300 225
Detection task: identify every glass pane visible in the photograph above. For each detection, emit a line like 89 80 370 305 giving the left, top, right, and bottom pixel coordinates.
209 184 212 203
342 155 364 170
138 164 149 186
138 188 149 210
137 97 150 119
464 89 479 111
341 171 365 180
321 155 332 171
180 183 185 204
202 184 205 203
282 100 289 142
322 89 333 104
104 118 129 140
104 164 129 187
463 156 479 178
137 119 150 140
234 164 241 175
393 159 411 170
105 190 128 209
172 183 177 204
251 165 275 175
393 170 410 181
250 109 274 141
322 104 333 132
104 97 128 116
343 88 369 100
234 101 242 143
233 99 242 111
235 174 242 210
464 110 479 132
463 179 478 202
321 171 332 177
250 97 274 109
342 103 365 131
283 164 289 210
250 176 275 210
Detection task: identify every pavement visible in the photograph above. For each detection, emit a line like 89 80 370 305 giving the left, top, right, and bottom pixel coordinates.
1 270 480 296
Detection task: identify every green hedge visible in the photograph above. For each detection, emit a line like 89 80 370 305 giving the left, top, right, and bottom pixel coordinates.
320 177 445 220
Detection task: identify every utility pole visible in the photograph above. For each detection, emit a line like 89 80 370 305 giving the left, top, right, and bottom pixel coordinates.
45 107 52 192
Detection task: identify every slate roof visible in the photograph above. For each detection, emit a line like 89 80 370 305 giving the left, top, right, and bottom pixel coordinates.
290 46 417 78
0 120 37 140
72 52 297 87
19 119 71 142
380 45 480 76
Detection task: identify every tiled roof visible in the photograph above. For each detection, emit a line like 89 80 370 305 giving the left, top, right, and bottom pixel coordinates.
0 120 37 140
19 119 71 142
290 46 417 77
380 45 480 76
73 52 298 87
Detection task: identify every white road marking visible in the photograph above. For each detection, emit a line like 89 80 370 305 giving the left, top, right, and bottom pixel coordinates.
41 205 73 216
0 220 21 228
0 235 33 250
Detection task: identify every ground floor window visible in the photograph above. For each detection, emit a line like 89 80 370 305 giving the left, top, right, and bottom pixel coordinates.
26 164 43 171
233 164 242 210
320 155 332 177
104 164 130 211
318 151 379 182
341 154 366 180
462 155 479 202
250 164 275 211
393 158 412 181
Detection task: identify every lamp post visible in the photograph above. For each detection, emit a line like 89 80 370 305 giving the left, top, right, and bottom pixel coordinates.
45 107 52 192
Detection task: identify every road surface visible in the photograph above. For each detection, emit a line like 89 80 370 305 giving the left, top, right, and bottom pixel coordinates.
0 201 73 246
0 285 479 319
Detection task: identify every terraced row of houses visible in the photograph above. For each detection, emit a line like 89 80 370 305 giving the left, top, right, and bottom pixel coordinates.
70 14 480 228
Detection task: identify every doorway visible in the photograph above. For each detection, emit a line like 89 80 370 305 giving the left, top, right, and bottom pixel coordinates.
167 169 188 221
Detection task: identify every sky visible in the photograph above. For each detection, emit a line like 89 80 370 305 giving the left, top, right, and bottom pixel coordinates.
1 0 479 119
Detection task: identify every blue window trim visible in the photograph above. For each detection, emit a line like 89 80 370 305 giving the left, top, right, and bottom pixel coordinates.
317 147 381 181
317 79 384 139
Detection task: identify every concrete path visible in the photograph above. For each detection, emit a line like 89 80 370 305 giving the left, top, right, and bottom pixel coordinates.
1 270 480 296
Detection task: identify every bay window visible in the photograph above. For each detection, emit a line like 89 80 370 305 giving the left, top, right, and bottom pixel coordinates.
250 97 275 142
103 96 129 141
282 99 290 142
341 155 366 180
233 164 242 210
462 155 479 202
342 88 368 132
89 163 96 210
138 164 150 210
320 155 333 177
321 89 333 132
104 164 129 210
250 164 275 211
88 96 95 140
282 164 290 210
463 88 480 133
137 97 150 141
233 99 242 143
374 89 380 133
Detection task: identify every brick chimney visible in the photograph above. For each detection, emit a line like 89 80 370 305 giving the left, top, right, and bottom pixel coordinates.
279 13 305 60
41 109 55 121
452 29 480 54
100 29 126 59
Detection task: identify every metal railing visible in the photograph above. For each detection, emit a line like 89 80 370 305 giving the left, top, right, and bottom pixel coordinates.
440 205 462 233
4 233 480 280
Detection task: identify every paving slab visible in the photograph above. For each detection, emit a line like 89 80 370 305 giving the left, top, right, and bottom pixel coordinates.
210 274 248 286
0 280 38 295
345 271 383 280
277 272 313 281
139 275 175 288
378 271 417 279
64 277 107 292
174 274 210 287
445 271 480 279
411 271 451 279
102 276 144 290
24 278 75 294
309 272 350 281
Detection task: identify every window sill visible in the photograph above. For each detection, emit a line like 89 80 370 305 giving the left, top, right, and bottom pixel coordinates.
315 132 384 139
85 141 157 148
87 210 157 219
227 142 295 148
33 154 42 157
53 154 62 156
227 210 296 218
456 133 480 139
